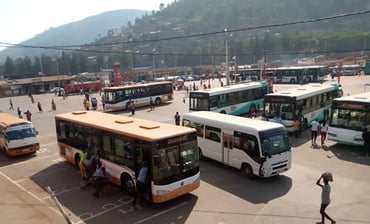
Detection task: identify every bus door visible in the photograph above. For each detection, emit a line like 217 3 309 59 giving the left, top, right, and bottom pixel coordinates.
222 130 233 165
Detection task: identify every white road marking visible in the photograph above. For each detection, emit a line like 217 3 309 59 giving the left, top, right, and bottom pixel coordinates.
0 170 64 219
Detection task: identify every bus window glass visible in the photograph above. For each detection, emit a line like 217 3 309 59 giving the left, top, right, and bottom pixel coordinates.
205 126 221 142
260 132 290 156
180 142 199 172
102 135 114 160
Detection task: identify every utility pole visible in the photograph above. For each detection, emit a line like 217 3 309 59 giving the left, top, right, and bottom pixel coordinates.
225 29 230 85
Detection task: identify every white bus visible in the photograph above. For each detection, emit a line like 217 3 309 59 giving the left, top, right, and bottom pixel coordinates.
236 68 263 82
342 65 361 76
275 65 328 84
103 81 174 111
189 81 269 115
263 83 343 132
328 92 370 146
0 113 40 156
182 111 291 178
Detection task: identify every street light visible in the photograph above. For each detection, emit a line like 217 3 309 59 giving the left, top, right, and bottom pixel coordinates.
225 29 230 85
52 58 60 88
152 49 156 79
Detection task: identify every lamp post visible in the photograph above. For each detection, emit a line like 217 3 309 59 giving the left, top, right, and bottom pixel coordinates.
152 49 156 79
52 58 60 88
225 29 230 85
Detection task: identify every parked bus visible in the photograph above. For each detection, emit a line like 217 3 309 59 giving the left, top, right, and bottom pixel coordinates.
64 81 102 95
55 111 199 203
304 65 329 82
364 60 370 75
182 111 291 178
0 113 40 156
274 65 327 84
275 66 309 84
235 68 263 82
263 83 343 132
328 91 370 146
103 81 173 111
189 81 269 115
342 65 361 76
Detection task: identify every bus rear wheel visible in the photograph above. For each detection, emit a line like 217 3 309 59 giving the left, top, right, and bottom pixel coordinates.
121 174 135 195
290 78 296 84
241 164 254 178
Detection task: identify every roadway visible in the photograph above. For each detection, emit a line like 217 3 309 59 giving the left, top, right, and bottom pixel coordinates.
0 75 369 224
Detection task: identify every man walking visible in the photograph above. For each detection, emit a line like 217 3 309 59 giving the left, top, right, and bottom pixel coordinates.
174 112 180 126
311 120 320 146
133 162 148 209
362 125 370 156
316 172 336 224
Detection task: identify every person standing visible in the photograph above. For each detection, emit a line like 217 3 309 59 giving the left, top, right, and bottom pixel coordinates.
9 99 14 110
320 121 328 146
133 162 148 209
311 120 320 146
17 107 22 118
24 110 32 121
174 112 180 126
130 101 136 115
293 118 300 139
79 149 89 179
37 101 43 112
149 96 154 111
362 125 370 157
316 173 336 224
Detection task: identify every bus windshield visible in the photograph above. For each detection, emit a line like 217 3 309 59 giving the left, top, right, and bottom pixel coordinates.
260 130 290 156
7 127 38 140
264 102 295 120
330 109 367 131
152 139 199 184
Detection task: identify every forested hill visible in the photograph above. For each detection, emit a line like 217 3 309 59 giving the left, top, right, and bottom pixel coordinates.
0 9 147 62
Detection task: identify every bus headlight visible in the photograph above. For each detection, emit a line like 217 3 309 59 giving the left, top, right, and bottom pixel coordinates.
156 190 170 195
261 167 272 174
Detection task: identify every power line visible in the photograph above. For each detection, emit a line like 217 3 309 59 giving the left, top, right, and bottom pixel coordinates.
0 9 369 54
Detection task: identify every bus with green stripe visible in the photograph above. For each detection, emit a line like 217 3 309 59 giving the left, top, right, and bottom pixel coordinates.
189 81 269 116
262 83 343 132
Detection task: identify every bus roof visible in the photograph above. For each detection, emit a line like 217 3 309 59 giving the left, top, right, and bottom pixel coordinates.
183 111 285 132
103 81 171 91
190 81 266 95
265 84 338 100
0 113 31 128
55 111 195 142
333 91 370 103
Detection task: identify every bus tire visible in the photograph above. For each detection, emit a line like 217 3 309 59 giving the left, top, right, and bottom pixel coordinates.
241 163 254 178
290 78 296 84
155 98 161 105
220 110 226 114
121 174 135 195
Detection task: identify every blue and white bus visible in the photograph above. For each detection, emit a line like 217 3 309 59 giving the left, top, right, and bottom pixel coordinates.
189 81 269 115
328 91 370 146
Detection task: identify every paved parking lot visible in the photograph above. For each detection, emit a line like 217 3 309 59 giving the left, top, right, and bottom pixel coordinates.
0 75 369 224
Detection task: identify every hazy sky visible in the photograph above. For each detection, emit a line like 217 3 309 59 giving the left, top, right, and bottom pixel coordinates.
0 0 175 46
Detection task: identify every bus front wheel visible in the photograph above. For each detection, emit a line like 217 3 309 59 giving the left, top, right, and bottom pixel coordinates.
121 174 135 195
155 98 161 105
241 163 254 178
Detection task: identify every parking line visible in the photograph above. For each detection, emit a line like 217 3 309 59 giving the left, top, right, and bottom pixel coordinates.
0 170 64 219
133 201 189 224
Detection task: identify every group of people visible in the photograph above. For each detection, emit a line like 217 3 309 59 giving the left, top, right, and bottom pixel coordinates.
78 148 149 209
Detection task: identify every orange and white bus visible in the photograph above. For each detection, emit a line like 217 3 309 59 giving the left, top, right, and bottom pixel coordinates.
0 113 40 156
55 111 200 203
103 81 174 111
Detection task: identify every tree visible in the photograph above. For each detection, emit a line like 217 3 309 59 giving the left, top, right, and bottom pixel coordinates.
3 57 14 75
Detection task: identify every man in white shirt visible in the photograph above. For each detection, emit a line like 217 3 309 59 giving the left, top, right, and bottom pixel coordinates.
311 120 320 145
